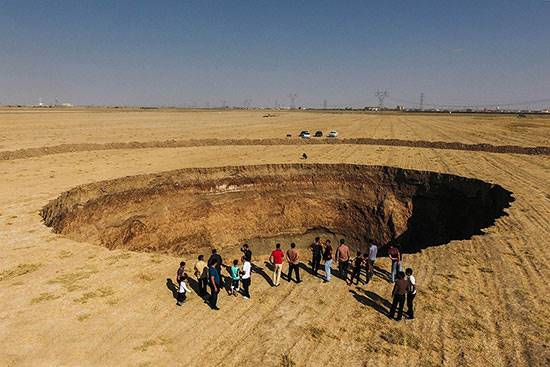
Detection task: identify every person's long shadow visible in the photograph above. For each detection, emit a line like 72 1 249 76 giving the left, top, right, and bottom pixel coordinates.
299 262 319 280
221 264 234 294
251 263 273 286
166 278 178 301
186 276 200 295
373 265 392 283
349 289 389 316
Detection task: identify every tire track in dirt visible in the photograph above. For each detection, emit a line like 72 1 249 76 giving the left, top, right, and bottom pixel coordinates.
1 138 548 161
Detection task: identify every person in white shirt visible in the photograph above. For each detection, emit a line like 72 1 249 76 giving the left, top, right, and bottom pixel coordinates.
367 243 378 283
405 268 416 319
240 259 252 299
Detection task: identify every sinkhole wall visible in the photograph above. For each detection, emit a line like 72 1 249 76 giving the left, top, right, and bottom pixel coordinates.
40 164 513 255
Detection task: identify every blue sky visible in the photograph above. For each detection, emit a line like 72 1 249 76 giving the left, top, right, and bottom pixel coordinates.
1 0 549 108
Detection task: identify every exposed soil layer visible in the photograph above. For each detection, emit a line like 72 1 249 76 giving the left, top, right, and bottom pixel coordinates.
2 137 549 161
40 164 513 255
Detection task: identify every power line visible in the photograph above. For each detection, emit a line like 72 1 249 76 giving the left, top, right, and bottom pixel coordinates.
388 96 550 109
375 89 388 109
289 93 298 109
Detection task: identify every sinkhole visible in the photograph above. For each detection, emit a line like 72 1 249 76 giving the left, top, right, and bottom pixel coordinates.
40 164 513 257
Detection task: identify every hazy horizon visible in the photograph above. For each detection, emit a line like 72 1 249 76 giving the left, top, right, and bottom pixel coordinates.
1 0 549 109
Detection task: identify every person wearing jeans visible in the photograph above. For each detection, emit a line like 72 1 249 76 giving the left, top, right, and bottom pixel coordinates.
323 240 333 282
387 244 401 283
269 243 285 287
367 243 378 283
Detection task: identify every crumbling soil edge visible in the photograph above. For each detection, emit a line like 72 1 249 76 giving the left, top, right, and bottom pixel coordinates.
39 163 514 255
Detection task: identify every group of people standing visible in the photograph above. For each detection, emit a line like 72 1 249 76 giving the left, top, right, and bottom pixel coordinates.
174 239 417 320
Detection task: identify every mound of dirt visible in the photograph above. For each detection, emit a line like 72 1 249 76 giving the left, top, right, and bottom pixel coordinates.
2 138 548 161
40 164 513 256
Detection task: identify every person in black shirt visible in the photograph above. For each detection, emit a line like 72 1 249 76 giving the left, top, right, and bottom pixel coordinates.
240 243 252 262
347 251 364 286
208 249 223 287
309 237 323 276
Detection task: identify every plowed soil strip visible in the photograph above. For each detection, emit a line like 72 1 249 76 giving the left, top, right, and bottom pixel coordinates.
1 138 549 161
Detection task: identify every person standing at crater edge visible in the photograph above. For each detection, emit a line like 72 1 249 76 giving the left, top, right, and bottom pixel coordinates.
208 258 221 310
241 243 252 262
176 261 190 306
240 257 252 299
323 239 333 282
194 254 209 298
367 242 378 284
286 242 301 283
388 271 408 321
269 243 285 287
335 238 350 279
388 243 401 283
406 267 416 319
309 237 323 276
208 249 224 287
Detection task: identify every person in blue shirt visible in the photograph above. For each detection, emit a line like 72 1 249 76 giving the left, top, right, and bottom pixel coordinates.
208 259 221 310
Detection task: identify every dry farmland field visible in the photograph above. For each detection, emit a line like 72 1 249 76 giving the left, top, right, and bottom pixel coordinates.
1 108 549 367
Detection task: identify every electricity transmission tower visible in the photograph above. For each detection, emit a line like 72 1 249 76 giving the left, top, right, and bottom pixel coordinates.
323 99 328 109
375 89 388 109
289 93 298 109
419 93 424 110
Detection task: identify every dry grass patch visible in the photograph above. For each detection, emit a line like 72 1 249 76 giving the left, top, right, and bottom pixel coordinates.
73 286 114 304
134 336 173 352
451 318 487 340
479 267 494 273
0 263 42 281
77 313 92 322
58 250 73 258
48 267 99 292
139 273 155 282
379 327 422 349
30 292 60 304
150 254 163 264
107 252 132 265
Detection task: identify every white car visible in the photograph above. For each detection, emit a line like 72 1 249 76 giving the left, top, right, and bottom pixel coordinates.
299 130 311 138
327 130 338 138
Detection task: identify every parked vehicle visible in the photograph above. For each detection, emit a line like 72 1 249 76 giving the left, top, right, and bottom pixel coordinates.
299 130 311 138
314 131 323 137
327 130 338 138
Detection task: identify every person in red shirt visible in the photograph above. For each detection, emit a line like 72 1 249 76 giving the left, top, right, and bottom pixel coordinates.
269 243 285 287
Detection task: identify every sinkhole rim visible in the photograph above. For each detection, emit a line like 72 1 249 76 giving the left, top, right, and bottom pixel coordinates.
40 163 515 256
